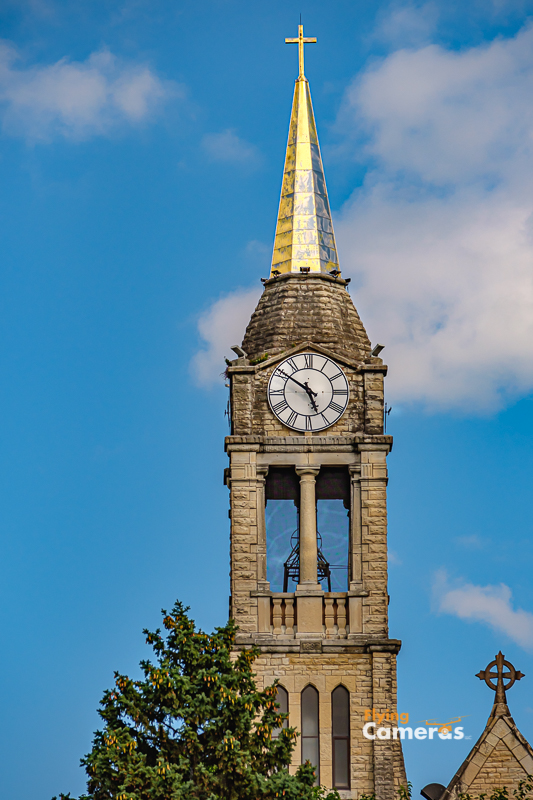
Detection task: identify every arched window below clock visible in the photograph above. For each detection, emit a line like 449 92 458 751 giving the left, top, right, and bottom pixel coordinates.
301 684 320 784
332 685 350 789
272 685 289 738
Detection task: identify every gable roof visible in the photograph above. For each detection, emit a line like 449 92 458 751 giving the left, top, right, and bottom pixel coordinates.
443 702 533 800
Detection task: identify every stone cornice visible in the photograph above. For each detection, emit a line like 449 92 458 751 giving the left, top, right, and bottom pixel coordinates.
226 340 387 374
225 434 393 453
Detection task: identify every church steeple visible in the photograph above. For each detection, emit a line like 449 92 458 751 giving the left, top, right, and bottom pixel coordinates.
270 25 340 277
227 29 406 797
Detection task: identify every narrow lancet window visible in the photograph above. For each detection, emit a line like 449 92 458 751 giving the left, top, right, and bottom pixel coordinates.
273 685 289 738
301 685 320 783
332 685 350 788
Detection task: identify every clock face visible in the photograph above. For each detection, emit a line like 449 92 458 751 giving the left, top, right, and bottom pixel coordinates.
267 352 349 432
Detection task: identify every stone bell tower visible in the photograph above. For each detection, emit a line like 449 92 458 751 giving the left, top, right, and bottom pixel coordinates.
225 26 406 798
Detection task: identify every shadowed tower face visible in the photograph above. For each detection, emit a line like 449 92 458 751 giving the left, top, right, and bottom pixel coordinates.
225 26 406 798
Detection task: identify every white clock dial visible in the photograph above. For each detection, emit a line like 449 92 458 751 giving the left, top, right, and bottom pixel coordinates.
267 352 349 432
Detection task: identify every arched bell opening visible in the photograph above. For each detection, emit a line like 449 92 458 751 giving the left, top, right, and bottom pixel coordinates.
265 466 350 592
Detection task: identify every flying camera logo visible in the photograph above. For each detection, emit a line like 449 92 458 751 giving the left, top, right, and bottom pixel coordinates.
362 710 468 741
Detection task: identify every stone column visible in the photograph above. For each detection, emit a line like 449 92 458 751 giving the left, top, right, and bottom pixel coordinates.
295 467 320 588
360 445 390 638
256 466 269 592
349 465 362 588
295 467 322 637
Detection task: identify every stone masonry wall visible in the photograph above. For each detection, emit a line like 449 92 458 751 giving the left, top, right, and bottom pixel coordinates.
252 650 405 798
361 448 389 637
467 740 530 795
229 448 259 633
230 361 385 439
254 651 375 795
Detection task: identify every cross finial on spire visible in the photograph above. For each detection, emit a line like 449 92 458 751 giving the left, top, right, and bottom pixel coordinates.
476 651 525 705
285 23 316 79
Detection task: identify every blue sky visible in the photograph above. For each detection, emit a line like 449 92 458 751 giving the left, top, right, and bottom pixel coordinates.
2 0 533 797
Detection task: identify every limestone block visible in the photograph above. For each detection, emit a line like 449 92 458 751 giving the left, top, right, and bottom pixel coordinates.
493 719 511 738
257 596 270 632
520 755 533 773
348 597 363 633
296 596 323 633
471 752 488 768
510 744 528 761
462 762 481 785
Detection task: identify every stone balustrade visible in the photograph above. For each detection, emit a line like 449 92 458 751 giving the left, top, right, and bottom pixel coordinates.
258 593 350 638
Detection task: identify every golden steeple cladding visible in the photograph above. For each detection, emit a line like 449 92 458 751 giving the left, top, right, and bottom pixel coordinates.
270 25 340 277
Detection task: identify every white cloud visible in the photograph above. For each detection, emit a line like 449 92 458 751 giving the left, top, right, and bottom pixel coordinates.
373 2 439 47
455 534 486 550
333 23 533 412
190 287 261 387
201 129 260 165
388 550 403 565
0 43 177 140
433 570 533 650
192 24 533 411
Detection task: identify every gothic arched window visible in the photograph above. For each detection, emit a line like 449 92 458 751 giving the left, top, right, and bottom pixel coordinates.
273 685 288 738
332 685 350 788
301 685 319 783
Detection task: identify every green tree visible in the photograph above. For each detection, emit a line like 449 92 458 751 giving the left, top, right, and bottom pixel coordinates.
54 601 340 800
459 776 533 800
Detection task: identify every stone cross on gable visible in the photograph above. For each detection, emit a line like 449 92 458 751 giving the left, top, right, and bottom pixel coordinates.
476 651 525 704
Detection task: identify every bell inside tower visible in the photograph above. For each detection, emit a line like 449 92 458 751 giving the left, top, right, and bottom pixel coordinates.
265 467 350 593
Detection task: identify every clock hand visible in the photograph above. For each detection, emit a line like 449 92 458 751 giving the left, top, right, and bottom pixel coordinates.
304 381 318 412
277 369 319 412
278 369 318 397
277 368 310 393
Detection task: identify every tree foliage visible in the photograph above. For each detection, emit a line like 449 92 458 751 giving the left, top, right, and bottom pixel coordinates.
459 776 533 800
54 601 340 800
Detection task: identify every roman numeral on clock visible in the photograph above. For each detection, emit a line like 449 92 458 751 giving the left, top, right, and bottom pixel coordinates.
287 411 298 427
303 354 313 369
273 399 288 414
329 401 344 414
333 388 348 396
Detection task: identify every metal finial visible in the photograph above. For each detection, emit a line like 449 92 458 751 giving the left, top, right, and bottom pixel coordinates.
476 651 524 704
285 23 316 79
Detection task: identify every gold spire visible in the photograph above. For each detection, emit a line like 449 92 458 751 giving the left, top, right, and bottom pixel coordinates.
270 25 340 277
